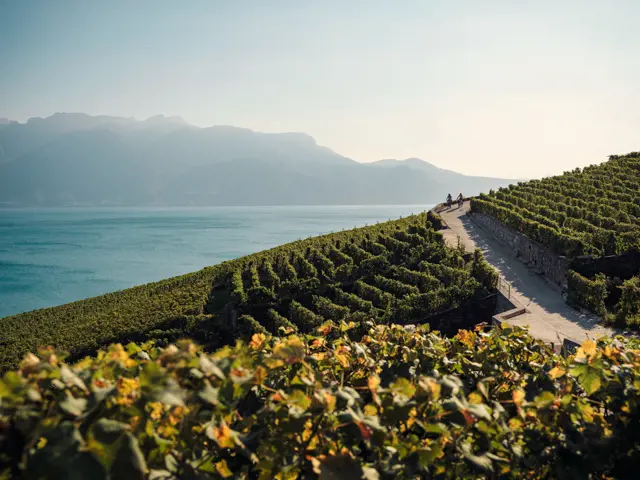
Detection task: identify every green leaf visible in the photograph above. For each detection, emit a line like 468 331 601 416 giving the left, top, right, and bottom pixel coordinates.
421 422 448 435
418 444 444 468
26 422 107 480
467 403 492 421
570 364 602 395
61 365 88 392
91 418 129 445
534 391 555 408
110 433 148 480
389 378 415 399
286 389 311 416
580 368 602 395
362 466 380 480
88 419 129 470
59 395 88 417
126 343 142 355
316 455 364 480
0 371 24 398
461 444 493 473
139 363 166 389
198 380 219 405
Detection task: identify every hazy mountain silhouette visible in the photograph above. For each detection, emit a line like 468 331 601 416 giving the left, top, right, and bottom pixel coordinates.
0 113 514 206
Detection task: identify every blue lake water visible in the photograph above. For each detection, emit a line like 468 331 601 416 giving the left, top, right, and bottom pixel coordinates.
0 205 433 318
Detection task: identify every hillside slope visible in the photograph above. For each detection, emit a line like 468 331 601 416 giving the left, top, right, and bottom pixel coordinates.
0 210 498 371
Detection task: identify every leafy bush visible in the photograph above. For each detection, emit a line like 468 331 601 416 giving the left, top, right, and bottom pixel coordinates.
615 276 640 327
230 269 246 305
266 309 298 335
329 286 375 314
260 261 281 290
354 280 395 309
312 296 350 321
567 270 608 316
236 314 267 336
2 324 639 479
289 300 323 332
372 275 420 298
248 263 261 288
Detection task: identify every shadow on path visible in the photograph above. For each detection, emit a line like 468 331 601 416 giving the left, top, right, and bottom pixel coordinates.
439 203 611 339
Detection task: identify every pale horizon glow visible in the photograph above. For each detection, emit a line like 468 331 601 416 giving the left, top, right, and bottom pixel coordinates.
1 0 639 179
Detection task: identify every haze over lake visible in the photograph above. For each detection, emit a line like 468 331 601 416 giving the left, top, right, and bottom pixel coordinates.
0 205 433 317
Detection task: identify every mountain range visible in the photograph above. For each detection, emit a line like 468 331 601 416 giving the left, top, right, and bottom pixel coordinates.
0 113 515 206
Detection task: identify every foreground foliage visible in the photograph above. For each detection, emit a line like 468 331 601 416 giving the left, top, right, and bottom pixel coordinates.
2 323 639 479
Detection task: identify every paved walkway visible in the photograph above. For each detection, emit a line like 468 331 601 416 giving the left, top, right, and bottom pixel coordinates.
436 202 613 344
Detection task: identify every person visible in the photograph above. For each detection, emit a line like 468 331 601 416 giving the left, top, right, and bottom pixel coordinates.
446 193 452 207
457 193 464 207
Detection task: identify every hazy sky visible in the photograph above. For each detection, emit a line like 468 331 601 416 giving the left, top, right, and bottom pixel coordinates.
1 1 639 178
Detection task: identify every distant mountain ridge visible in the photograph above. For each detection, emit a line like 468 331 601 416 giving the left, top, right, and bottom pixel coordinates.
0 113 515 206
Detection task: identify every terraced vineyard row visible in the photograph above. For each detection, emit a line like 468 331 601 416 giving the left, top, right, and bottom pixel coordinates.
0 211 497 371
470 152 640 327
224 216 498 337
471 152 640 257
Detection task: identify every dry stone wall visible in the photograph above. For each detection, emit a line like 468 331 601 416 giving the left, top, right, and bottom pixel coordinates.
470 212 570 289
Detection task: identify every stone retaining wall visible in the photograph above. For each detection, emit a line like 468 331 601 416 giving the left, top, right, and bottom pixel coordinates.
571 250 640 280
418 294 498 336
470 212 570 289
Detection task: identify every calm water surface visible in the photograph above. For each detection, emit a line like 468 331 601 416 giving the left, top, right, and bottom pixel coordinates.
0 205 433 317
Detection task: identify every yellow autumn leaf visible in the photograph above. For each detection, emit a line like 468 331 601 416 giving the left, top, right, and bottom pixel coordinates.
508 417 523 430
216 459 233 478
512 389 525 406
468 392 483 404
209 424 236 449
249 333 266 350
368 375 381 392
253 366 267 385
548 366 566 379
575 340 597 362
335 352 350 368
314 352 327 361
323 392 336 412
420 378 441 400
148 402 163 420
456 330 475 347
603 345 619 360
364 404 378 416
273 336 305 364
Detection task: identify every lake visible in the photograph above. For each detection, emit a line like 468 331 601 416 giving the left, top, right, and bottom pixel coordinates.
0 205 433 317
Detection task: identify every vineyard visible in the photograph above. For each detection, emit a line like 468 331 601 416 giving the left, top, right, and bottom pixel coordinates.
222 213 498 341
2 322 639 479
0 211 497 372
471 152 640 327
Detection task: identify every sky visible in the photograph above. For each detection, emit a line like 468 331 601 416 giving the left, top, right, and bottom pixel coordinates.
1 0 639 179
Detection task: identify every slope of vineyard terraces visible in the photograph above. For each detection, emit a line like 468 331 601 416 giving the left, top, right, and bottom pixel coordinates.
438 201 614 344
